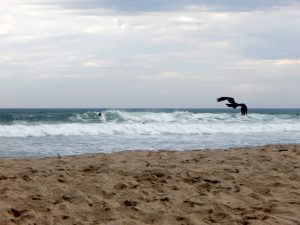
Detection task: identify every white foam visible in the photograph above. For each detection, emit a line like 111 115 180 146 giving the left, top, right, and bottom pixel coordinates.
102 110 300 123
1 110 300 137
1 120 300 137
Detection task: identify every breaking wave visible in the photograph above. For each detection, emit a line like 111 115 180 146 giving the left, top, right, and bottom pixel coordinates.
1 110 300 137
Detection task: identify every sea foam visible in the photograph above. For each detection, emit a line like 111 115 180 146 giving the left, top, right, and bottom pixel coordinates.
0 118 300 138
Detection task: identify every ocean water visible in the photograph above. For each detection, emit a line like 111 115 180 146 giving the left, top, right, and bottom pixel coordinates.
0 108 300 158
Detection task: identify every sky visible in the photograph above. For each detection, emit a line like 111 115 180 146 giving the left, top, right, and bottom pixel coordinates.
0 0 300 108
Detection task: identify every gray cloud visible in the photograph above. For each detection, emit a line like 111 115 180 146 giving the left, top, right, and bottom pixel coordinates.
40 0 299 13
1 1 300 107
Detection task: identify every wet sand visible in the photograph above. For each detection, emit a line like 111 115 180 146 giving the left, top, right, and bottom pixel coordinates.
0 144 300 225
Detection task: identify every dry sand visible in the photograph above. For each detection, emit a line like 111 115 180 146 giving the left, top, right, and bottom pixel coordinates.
0 144 300 225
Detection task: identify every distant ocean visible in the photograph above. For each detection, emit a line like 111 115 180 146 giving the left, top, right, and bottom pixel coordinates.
1 108 300 158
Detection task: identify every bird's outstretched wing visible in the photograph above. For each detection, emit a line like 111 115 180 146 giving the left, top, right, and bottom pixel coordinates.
217 97 236 104
238 104 248 116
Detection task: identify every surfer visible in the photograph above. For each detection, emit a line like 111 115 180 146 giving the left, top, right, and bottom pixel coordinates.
217 97 248 116
98 112 102 118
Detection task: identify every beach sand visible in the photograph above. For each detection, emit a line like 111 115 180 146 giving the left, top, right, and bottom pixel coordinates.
0 144 299 225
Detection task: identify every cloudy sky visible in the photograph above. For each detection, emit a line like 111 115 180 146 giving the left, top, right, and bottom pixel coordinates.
0 0 300 108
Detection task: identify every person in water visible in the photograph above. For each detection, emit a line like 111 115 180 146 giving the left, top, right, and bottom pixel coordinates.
98 112 102 118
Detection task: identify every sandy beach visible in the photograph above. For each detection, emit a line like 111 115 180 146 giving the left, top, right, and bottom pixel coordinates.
0 144 299 225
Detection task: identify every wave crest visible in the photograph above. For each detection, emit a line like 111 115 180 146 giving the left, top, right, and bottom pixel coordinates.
1 121 300 137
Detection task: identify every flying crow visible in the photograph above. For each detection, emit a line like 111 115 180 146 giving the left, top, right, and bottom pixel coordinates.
217 97 248 116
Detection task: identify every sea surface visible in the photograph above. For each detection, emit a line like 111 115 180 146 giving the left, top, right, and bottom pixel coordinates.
1 108 300 158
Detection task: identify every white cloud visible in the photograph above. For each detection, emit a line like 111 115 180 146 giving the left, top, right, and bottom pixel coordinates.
274 59 300 65
80 60 112 68
140 72 200 80
237 58 300 66
231 84 275 93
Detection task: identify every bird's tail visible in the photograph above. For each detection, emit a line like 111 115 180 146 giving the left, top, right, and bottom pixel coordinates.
226 103 237 109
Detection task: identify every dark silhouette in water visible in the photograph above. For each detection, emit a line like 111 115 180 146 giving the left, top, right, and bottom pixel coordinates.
98 112 102 118
217 97 248 116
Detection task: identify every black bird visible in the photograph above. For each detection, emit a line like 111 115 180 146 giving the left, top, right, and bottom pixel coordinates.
217 97 248 116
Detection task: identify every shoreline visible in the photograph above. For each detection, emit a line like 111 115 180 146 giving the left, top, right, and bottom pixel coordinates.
0 144 299 224
2 143 300 160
